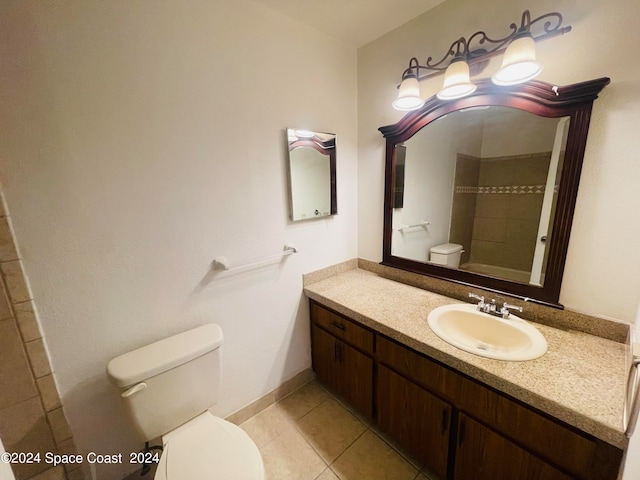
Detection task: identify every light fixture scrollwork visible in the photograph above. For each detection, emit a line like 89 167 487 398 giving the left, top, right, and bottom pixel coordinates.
393 10 572 110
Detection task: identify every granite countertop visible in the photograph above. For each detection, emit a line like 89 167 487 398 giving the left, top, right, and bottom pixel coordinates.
304 267 628 449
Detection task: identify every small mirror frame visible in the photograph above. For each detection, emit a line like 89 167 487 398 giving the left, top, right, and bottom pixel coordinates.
286 131 337 221
379 77 609 307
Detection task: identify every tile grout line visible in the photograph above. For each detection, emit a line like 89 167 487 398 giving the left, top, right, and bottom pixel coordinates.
324 427 369 472
248 379 429 480
312 384 425 477
289 387 370 469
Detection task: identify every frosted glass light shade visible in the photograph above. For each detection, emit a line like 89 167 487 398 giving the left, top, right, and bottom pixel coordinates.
437 59 477 100
492 34 543 85
393 73 424 111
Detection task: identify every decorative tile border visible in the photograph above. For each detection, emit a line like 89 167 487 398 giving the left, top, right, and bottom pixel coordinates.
455 184 558 194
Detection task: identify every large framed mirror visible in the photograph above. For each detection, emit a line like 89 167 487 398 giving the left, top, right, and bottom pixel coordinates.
379 78 609 307
286 128 337 221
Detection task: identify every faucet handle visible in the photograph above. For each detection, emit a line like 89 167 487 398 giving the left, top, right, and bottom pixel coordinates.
501 302 523 318
468 293 485 310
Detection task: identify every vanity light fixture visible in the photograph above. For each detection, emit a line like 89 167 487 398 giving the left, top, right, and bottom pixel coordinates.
436 54 477 100
392 58 425 111
492 12 543 85
393 10 571 111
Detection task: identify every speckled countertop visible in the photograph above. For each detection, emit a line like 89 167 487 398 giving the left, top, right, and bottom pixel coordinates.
304 267 628 449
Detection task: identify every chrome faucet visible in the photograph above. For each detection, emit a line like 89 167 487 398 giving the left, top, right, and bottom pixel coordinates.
468 293 485 311
468 293 523 319
500 302 523 319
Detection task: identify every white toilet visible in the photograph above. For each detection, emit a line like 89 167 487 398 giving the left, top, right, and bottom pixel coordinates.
429 243 464 268
106 324 265 479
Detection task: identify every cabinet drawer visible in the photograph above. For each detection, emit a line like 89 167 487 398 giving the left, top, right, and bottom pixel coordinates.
377 335 448 393
310 302 374 354
377 336 622 480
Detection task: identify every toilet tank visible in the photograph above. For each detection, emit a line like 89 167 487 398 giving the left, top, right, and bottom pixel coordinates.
107 324 223 442
429 243 463 268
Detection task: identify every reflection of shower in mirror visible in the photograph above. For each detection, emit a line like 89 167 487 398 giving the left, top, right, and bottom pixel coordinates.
390 107 569 287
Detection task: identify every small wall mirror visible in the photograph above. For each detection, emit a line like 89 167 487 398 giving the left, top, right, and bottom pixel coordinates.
379 78 609 306
286 128 337 221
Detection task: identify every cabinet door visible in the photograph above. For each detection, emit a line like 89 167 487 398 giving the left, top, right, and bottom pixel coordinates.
454 414 573 480
311 324 373 417
377 366 450 478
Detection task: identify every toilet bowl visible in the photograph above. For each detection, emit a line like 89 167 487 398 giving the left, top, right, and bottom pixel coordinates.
107 324 264 480
155 412 263 480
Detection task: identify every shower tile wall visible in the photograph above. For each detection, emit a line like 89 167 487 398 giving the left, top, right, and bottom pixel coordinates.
449 154 480 265
451 153 551 272
472 153 550 271
0 196 83 480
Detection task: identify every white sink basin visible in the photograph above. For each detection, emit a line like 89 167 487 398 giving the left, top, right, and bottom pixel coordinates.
427 304 547 361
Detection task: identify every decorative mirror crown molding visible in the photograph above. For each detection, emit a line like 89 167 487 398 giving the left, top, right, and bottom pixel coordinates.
381 78 610 139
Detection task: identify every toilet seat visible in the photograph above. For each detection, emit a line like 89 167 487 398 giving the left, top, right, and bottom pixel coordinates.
154 412 265 480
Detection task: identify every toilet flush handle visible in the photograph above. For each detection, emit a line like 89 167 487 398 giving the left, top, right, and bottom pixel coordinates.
122 382 147 398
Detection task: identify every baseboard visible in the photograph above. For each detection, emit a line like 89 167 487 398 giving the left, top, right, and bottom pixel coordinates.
225 368 315 425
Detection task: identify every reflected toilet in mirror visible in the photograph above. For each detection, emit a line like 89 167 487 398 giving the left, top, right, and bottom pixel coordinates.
286 128 337 221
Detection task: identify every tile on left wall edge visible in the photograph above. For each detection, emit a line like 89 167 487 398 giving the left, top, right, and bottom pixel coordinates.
47 407 73 445
0 318 39 410
0 397 56 479
0 260 31 304
14 300 42 342
36 375 62 412
0 216 19 263
25 338 52 379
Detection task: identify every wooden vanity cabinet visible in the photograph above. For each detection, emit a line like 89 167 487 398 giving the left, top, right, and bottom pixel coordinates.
376 335 623 480
310 302 374 418
309 302 623 480
377 365 451 478
454 414 572 480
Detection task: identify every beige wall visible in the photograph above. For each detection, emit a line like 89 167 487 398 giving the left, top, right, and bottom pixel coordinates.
358 0 640 323
0 1 358 478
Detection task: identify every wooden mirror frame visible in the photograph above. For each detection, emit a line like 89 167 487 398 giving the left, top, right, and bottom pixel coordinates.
379 77 610 307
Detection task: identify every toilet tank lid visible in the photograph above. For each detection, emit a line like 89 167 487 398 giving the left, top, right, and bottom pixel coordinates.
430 243 463 254
107 324 223 388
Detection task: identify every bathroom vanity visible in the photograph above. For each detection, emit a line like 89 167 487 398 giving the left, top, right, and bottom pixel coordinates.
304 264 627 480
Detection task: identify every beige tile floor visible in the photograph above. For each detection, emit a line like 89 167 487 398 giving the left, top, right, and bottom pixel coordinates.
124 380 441 480
240 380 441 480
